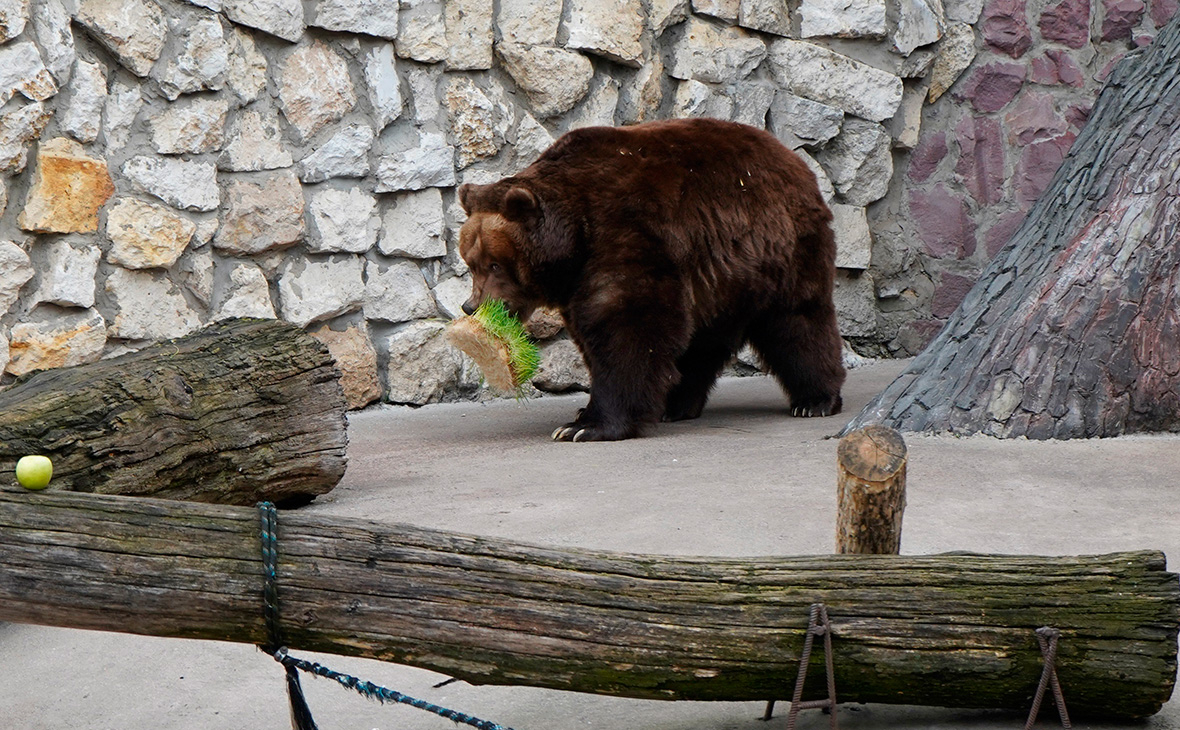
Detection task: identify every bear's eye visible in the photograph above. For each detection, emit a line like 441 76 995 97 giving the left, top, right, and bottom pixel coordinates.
488 263 502 273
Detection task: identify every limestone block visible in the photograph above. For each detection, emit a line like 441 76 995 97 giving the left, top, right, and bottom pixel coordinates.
122 155 220 212
0 0 29 42
103 81 143 152
18 138 115 234
0 40 57 104
222 0 304 42
278 40 357 141
564 0 644 68
378 187 446 259
75 0 166 77
944 0 983 22
212 262 276 320
373 131 457 192
671 79 733 120
767 39 903 122
364 259 437 322
769 91 843 148
692 0 738 22
5 308 107 376
31 0 75 84
532 338 590 392
619 56 665 125
0 332 7 375
33 239 101 308
817 118 893 206
894 0 946 55
310 0 399 38
649 0 690 34
497 43 593 118
0 178 6 216
364 44 403 131
890 83 925 149
214 170 305 255
512 113 554 168
732 81 775 127
308 321 382 409
738 0 791 36
382 320 462 405
276 255 365 327
0 101 52 174
220 110 293 171
497 0 560 43
155 14 229 99
445 0 493 70
445 76 511 168
307 187 379 254
799 0 887 38
797 148 835 201
148 97 230 155
833 270 877 337
176 247 213 306
106 198 197 269
105 268 202 340
404 66 441 126
431 274 472 319
397 0 447 63
60 60 107 144
298 123 374 182
225 25 268 103
928 22 976 102
666 17 767 84
566 75 620 129
831 204 872 269
0 240 34 315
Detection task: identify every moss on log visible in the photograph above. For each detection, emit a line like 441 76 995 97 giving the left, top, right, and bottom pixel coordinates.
0 489 1175 718
0 318 348 505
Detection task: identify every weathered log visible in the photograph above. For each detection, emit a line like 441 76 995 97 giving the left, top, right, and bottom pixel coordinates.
0 318 348 505
835 426 907 554
0 489 1175 718
843 14 1180 438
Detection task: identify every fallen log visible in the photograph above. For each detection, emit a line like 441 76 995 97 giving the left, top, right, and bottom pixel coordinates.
0 318 347 505
0 489 1175 719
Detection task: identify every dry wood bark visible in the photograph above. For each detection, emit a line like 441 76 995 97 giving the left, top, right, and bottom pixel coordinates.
0 318 348 505
844 15 1180 438
835 426 906 554
0 489 1175 718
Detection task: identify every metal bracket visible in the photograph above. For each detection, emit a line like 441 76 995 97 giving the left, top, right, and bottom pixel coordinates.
762 603 837 730
1024 626 1072 729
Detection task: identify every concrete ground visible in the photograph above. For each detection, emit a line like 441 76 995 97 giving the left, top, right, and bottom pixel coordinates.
2 359 1178 729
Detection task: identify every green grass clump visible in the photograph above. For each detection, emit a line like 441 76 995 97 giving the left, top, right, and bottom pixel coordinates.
473 299 541 386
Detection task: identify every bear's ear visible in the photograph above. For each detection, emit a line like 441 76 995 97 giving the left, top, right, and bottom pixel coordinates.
457 183 479 214
503 186 539 222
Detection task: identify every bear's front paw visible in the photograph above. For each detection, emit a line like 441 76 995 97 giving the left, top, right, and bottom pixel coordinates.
789 395 843 418
551 421 634 442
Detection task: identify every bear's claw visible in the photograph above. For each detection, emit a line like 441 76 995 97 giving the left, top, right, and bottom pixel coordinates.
551 425 587 441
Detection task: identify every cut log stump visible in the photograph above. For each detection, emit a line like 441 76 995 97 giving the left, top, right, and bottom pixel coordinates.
0 318 348 505
836 426 907 554
0 489 1175 719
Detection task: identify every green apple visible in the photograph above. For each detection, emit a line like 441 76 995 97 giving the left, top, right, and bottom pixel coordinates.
15 455 53 490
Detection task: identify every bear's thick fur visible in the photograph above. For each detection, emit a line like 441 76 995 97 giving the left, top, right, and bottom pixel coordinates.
458 118 845 441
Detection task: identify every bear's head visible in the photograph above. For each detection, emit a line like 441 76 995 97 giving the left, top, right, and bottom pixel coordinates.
457 182 544 322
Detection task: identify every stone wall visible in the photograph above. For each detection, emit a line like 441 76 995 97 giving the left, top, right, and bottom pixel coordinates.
0 0 1174 408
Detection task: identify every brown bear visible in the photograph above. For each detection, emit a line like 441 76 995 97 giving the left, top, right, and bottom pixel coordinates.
457 117 845 442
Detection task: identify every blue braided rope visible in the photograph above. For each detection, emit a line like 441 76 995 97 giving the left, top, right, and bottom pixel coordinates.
258 501 282 652
274 650 517 730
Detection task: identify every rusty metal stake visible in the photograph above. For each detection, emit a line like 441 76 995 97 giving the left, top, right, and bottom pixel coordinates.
1024 626 1072 729
762 603 837 729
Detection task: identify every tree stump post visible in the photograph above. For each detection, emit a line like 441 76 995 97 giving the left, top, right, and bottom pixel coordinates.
835 426 907 555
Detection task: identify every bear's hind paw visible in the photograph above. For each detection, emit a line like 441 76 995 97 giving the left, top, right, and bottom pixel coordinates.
789 395 843 418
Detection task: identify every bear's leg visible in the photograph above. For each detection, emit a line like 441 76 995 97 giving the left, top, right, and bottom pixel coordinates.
748 302 846 417
552 291 690 442
663 328 742 421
